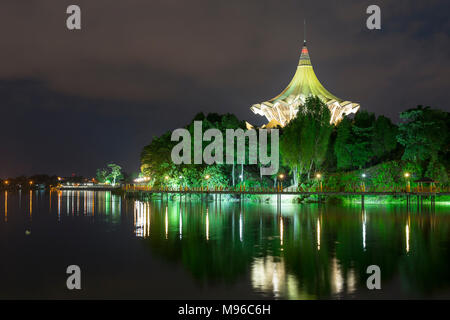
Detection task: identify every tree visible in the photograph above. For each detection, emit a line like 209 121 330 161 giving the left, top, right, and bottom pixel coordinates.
140 113 245 189
96 163 123 185
372 115 398 160
279 96 333 182
334 111 376 170
96 168 108 183
280 116 302 185
107 163 123 185
334 117 353 170
397 106 448 162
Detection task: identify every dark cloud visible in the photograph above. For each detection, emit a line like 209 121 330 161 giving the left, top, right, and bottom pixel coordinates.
0 0 448 177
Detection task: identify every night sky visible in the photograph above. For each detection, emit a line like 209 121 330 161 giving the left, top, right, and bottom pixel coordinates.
0 0 448 178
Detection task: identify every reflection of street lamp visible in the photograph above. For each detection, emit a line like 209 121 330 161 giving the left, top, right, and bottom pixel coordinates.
316 173 322 192
404 172 410 192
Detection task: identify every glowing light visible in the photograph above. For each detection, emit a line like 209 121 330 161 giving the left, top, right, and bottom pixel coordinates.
4 191 7 222
406 217 410 253
278 174 284 179
206 209 209 241
165 206 168 239
316 173 321 179
331 257 344 295
164 176 169 180
4 180 8 185
179 211 182 240
317 218 321 250
239 212 243 242
362 210 367 250
362 173 366 178
29 180 33 185
58 191 61 221
29 190 32 218
134 176 150 183
404 172 410 178
280 216 284 246
205 175 210 180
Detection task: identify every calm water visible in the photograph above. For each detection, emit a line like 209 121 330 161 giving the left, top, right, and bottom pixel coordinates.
0 190 449 299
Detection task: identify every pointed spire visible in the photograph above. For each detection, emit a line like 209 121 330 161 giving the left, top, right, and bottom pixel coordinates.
299 21 311 67
304 19 306 44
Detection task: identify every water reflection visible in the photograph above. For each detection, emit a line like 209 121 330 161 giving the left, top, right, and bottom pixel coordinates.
131 200 450 299
4 191 7 222
1 191 449 299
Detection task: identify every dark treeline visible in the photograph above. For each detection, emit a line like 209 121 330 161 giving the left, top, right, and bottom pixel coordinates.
140 97 449 191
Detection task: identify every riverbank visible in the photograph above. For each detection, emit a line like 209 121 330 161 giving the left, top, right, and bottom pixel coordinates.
121 189 450 205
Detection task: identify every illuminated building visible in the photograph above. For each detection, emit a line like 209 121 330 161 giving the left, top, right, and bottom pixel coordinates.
251 40 360 126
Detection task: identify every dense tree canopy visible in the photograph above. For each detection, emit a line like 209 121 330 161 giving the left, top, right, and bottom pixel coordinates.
139 102 448 189
280 96 333 183
140 113 273 189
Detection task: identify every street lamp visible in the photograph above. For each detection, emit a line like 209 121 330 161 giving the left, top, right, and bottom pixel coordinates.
278 174 285 190
316 173 322 192
163 175 169 190
204 175 211 190
361 173 366 192
404 172 410 192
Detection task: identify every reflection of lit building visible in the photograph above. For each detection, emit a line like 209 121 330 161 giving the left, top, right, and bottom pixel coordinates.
251 40 360 126
134 201 151 238
330 256 357 296
251 257 312 299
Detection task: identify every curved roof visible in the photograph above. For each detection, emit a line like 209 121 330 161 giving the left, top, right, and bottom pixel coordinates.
268 42 342 104
250 41 360 126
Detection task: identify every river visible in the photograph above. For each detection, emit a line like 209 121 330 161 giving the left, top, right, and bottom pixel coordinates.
0 190 449 299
